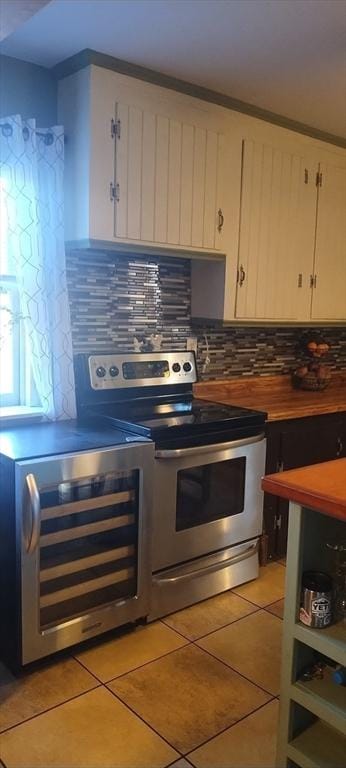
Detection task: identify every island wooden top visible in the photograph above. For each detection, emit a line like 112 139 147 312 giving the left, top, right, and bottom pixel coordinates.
262 458 346 521
194 372 346 422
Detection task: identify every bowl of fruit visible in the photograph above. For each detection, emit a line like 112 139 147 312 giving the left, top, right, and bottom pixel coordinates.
292 336 332 391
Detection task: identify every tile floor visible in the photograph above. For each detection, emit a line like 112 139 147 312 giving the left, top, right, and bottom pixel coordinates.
0 561 286 768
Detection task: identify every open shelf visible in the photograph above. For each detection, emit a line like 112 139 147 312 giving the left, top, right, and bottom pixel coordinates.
275 500 345 767
294 621 346 667
291 667 346 735
287 720 346 768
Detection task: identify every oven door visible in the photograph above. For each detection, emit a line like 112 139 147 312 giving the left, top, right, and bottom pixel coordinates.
153 433 266 571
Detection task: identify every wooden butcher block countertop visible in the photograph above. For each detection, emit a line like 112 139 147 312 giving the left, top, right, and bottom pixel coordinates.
262 458 346 521
194 372 346 422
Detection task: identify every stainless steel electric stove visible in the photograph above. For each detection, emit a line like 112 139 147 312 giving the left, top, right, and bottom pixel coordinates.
75 351 267 618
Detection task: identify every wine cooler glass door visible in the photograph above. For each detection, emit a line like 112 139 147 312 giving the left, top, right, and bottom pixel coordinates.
16 443 153 664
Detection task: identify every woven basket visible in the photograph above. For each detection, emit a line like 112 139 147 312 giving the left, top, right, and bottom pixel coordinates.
292 371 331 391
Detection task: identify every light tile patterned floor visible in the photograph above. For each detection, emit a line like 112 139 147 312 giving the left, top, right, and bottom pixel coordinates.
197 610 283 696
0 562 285 768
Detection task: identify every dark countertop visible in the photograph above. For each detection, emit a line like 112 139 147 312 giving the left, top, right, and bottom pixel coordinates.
0 420 150 461
262 458 346 522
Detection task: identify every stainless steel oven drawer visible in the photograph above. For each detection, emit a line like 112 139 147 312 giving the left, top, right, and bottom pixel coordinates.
148 538 259 621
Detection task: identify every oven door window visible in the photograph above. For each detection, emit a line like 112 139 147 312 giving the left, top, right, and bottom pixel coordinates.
176 457 246 531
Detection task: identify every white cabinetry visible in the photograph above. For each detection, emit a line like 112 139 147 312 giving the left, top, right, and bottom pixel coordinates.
235 140 316 321
114 102 225 250
234 140 346 322
311 162 346 320
191 126 346 324
58 65 228 256
59 64 346 324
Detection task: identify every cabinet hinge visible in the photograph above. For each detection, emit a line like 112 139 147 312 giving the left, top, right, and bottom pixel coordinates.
110 182 120 202
111 118 121 139
316 171 323 187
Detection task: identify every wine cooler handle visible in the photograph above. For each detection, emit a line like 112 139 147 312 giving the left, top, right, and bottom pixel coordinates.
24 473 41 554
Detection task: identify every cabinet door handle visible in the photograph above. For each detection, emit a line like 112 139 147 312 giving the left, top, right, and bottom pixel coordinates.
217 208 224 233
273 514 282 531
23 473 41 554
238 264 246 286
336 437 343 456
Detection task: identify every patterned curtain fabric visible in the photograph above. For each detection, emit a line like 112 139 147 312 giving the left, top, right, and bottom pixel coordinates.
0 114 76 419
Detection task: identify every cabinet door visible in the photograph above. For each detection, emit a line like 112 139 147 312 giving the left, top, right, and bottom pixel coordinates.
235 140 316 320
311 162 346 320
263 426 281 560
275 415 342 557
114 101 224 251
339 414 346 457
280 418 341 471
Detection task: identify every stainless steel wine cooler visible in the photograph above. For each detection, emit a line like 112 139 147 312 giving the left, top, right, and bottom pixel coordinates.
10 442 153 664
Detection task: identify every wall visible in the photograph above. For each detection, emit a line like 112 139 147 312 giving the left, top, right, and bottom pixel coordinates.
67 249 346 380
0 54 57 124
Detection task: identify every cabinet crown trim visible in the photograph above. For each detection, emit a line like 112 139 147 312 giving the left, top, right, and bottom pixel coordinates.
54 49 346 150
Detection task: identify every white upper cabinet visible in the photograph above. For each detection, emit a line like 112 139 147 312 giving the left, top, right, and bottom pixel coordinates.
59 64 346 323
311 162 346 320
235 139 316 321
114 101 225 250
231 135 346 322
58 65 227 255
192 127 346 324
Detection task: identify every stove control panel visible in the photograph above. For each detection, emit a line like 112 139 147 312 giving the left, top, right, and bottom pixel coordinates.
88 352 197 390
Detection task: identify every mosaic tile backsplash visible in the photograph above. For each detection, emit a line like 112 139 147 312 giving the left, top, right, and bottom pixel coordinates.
67 250 346 381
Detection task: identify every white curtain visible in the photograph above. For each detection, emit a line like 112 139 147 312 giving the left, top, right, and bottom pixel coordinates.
0 114 76 419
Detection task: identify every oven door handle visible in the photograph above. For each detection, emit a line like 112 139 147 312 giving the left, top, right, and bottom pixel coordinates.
152 542 258 584
155 432 265 459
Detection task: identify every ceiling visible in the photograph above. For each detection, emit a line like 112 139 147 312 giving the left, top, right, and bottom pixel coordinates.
1 0 346 139
0 1 50 42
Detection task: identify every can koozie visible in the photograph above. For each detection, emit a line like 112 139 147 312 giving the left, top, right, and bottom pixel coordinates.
300 571 333 628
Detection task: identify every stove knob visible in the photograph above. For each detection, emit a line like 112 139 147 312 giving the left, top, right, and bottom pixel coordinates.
172 362 181 373
96 366 106 378
109 365 119 378
183 362 192 372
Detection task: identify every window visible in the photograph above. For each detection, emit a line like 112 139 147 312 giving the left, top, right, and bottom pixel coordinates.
0 177 38 410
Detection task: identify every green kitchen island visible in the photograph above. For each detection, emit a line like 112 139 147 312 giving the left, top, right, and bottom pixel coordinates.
262 458 346 768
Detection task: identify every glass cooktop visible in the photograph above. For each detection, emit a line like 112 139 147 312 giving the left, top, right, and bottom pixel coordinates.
89 398 267 440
